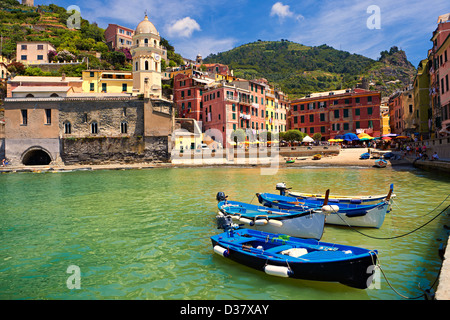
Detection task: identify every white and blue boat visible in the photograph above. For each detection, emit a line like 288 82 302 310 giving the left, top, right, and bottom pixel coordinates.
375 159 388 168
216 195 326 240
275 183 395 204
257 188 393 228
211 228 378 289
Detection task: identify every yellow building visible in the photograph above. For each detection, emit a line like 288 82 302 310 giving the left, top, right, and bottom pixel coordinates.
82 70 133 94
265 87 276 131
381 112 391 136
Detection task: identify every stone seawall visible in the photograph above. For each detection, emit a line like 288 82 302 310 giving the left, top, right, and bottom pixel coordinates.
436 235 450 300
61 136 170 165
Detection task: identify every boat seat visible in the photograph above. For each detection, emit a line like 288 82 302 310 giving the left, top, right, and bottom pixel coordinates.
264 245 294 254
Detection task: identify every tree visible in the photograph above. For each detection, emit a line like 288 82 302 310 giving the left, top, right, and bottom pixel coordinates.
312 133 322 142
230 129 246 143
7 61 25 75
284 130 304 142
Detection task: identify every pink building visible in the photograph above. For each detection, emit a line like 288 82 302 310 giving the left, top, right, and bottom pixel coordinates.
16 42 56 65
173 72 268 146
105 24 135 51
430 14 450 135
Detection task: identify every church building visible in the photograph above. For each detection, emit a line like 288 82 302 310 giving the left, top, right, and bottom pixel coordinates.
131 14 164 98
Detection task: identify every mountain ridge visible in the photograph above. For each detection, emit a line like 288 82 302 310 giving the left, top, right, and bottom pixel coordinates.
203 40 417 99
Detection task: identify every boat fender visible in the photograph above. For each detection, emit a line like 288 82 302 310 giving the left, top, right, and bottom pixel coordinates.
267 219 283 227
213 246 229 257
264 265 293 278
321 205 339 213
239 217 255 226
231 214 241 221
344 250 353 254
254 219 268 226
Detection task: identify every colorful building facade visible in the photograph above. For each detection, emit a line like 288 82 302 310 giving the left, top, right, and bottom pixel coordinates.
82 70 133 94
16 41 56 65
289 88 381 140
429 14 450 136
413 59 431 138
104 24 135 51
173 72 288 147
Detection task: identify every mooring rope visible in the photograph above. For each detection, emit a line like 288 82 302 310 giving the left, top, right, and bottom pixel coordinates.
332 201 450 240
374 251 432 300
330 196 450 299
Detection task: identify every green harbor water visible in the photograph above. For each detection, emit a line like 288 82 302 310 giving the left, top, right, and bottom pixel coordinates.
0 165 449 300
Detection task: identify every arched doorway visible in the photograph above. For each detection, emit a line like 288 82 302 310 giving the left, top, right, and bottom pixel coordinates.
21 147 52 166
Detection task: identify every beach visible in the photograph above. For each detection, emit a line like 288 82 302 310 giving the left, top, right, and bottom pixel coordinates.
0 147 410 173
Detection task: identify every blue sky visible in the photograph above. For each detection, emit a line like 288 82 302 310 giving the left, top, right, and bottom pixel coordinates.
38 0 449 67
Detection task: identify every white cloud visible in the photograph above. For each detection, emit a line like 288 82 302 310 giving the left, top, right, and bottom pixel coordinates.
167 17 201 38
270 2 303 21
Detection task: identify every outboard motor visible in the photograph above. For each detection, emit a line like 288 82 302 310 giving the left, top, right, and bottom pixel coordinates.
216 213 234 230
275 183 291 196
216 192 228 202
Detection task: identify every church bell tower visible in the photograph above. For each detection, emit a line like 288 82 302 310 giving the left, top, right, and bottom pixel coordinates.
131 14 163 98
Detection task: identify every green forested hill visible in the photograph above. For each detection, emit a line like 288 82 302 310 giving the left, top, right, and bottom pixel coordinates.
0 0 184 76
204 40 416 98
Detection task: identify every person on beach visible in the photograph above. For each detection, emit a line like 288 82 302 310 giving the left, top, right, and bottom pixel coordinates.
432 152 439 161
1 159 6 167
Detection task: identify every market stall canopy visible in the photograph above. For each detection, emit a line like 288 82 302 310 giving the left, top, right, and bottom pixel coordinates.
303 136 314 142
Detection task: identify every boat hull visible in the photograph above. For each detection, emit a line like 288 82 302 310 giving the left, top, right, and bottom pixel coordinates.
288 192 390 204
323 202 388 228
211 229 378 289
257 193 389 228
218 201 325 240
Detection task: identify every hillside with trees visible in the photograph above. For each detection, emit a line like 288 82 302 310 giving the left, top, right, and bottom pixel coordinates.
0 0 184 77
204 40 416 98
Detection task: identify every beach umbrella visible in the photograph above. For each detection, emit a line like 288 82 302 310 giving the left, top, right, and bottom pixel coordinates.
382 133 398 137
343 133 360 141
328 139 337 142
303 135 314 142
382 137 392 140
395 136 409 139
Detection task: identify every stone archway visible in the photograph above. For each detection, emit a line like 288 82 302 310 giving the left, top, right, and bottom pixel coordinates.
21 147 52 166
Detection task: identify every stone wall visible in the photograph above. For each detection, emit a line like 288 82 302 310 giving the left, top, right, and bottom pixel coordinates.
59 99 145 138
61 136 171 164
144 136 170 161
410 136 450 159
61 136 148 164
0 138 4 160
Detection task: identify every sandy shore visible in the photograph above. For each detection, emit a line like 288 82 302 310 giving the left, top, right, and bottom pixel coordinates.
281 148 407 167
0 148 412 173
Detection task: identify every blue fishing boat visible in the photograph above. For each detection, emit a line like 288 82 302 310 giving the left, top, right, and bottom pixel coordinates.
276 182 395 204
211 228 378 289
374 159 388 168
216 194 326 240
257 188 393 228
360 152 370 159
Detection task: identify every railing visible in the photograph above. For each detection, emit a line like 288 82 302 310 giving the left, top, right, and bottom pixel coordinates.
131 43 166 50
